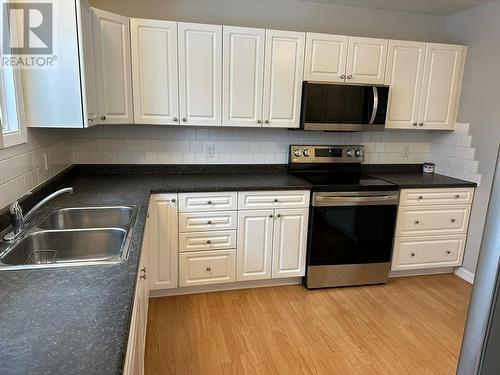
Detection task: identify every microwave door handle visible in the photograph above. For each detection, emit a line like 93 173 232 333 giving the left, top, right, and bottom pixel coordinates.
369 86 378 125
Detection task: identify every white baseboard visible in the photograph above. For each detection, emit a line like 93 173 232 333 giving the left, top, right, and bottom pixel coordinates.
149 277 303 298
454 267 475 284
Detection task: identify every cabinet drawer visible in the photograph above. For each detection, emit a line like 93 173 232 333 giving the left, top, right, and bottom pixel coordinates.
400 188 474 206
179 230 237 252
391 235 465 270
179 250 236 287
395 205 470 236
179 211 237 232
178 192 237 212
238 190 310 210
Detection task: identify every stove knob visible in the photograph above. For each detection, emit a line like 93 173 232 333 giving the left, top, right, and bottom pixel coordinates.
355 149 363 158
303 149 311 157
294 149 302 157
346 149 354 157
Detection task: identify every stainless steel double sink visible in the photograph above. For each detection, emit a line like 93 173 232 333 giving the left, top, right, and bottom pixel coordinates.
0 206 138 270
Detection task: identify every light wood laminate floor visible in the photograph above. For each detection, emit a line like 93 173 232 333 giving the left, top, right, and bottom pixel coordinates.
145 274 471 375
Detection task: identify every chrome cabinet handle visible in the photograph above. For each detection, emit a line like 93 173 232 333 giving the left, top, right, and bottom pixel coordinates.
257 120 262 124
206 240 211 244
418 122 424 127
369 86 378 125
412 122 418 126
171 198 176 203
173 117 178 122
410 252 415 257
140 267 146 279
206 267 211 272
455 194 460 199
269 214 274 218
340 74 346 79
450 218 456 223
277 214 282 218
264 120 269 124
207 200 212 205
207 220 212 224
347 74 353 80
182 117 187 122
100 115 106 121
446 251 451 255
417 196 423 200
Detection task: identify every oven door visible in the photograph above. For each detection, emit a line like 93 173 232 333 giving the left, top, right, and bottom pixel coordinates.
308 191 399 266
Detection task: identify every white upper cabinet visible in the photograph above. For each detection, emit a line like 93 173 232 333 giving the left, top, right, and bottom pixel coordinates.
417 43 466 130
385 40 427 129
223 26 265 127
346 37 388 84
80 0 99 127
262 30 305 128
272 209 308 278
303 33 348 82
178 22 222 126
23 0 88 128
93 8 134 124
131 19 179 125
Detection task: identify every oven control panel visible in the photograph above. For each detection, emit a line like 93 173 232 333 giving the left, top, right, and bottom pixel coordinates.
290 145 364 164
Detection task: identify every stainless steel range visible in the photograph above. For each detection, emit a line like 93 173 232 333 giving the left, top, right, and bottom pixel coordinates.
289 145 399 289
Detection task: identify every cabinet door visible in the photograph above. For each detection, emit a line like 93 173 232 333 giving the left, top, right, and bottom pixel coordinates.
346 37 388 84
262 30 305 128
303 32 348 82
272 209 309 278
178 22 222 126
223 26 265 127
79 0 99 127
131 19 179 125
92 8 133 124
384 40 426 129
237 210 274 281
417 43 466 130
148 194 178 290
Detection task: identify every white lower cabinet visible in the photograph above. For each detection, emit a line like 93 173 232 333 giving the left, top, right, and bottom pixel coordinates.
391 188 474 272
123 217 149 375
148 194 178 290
179 250 236 287
237 207 309 281
237 210 274 281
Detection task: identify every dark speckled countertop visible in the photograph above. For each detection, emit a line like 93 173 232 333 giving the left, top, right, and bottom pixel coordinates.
0 169 311 375
0 164 476 375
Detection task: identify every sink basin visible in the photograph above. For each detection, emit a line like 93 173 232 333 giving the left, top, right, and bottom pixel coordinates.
37 206 134 230
1 229 127 266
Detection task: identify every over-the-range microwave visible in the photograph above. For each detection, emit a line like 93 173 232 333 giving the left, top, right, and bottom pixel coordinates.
300 81 389 132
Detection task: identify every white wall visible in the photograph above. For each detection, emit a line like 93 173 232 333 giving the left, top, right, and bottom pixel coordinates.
445 0 500 276
0 129 72 210
90 0 446 42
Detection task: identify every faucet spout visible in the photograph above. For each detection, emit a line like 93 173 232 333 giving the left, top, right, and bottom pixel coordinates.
3 187 74 241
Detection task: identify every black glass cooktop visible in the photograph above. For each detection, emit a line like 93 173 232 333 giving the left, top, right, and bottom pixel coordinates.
291 172 398 191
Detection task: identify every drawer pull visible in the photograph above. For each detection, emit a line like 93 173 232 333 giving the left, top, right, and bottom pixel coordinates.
450 218 456 223
207 200 212 205
446 251 451 255
207 220 212 224
206 240 212 244
274 198 279 203
171 198 176 203
269 214 274 218
455 194 460 199
417 196 423 200
206 267 211 272
414 220 420 225
277 214 282 218
410 252 415 257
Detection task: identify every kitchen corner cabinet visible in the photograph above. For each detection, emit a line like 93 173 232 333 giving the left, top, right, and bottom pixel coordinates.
123 219 149 375
303 34 387 84
223 27 304 128
92 8 134 124
130 19 179 125
178 22 223 126
148 194 179 290
385 42 466 130
391 188 474 272
23 0 96 128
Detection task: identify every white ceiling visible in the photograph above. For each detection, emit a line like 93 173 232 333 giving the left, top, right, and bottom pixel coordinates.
300 0 495 15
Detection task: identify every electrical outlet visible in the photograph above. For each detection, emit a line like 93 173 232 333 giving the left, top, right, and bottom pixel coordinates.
206 144 215 158
43 152 49 171
402 145 410 158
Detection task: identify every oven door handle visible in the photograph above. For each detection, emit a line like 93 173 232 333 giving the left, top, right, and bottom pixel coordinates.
313 194 399 206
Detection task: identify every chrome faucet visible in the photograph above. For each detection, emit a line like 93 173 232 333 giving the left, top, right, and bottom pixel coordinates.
3 187 74 241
